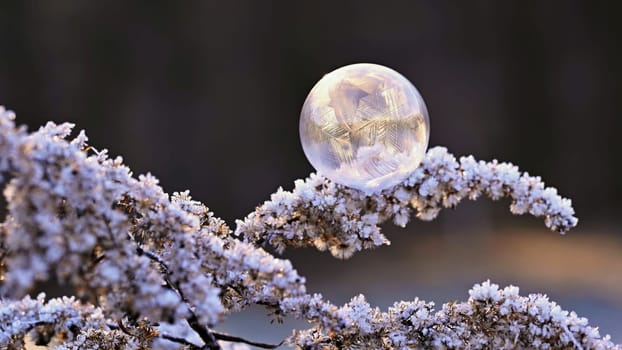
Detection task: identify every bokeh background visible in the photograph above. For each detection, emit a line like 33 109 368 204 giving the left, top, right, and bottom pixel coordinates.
1 1 621 346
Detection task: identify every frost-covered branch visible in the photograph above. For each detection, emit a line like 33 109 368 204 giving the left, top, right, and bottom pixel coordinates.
282 280 619 349
237 147 578 258
0 105 616 350
0 294 107 349
0 106 304 348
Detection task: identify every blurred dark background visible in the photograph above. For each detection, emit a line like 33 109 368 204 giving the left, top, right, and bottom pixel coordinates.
1 1 621 345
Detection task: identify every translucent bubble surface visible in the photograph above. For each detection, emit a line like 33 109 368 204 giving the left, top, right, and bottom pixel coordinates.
300 63 430 193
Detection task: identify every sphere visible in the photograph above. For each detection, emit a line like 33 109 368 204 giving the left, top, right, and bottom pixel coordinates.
299 63 430 192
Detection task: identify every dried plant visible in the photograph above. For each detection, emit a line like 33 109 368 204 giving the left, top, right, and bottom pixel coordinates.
0 106 617 349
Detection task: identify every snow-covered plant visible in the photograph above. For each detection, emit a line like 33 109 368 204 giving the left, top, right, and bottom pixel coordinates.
0 105 617 350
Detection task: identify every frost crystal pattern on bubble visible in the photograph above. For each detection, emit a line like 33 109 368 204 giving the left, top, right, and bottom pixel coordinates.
300 63 430 193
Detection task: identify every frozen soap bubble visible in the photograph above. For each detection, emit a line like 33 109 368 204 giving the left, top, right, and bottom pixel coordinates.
299 63 430 193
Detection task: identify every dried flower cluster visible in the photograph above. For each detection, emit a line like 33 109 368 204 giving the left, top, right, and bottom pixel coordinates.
237 147 578 259
0 105 616 350
0 293 106 349
282 280 619 349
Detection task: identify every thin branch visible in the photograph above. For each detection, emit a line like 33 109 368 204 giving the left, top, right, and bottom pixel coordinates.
187 313 221 350
136 246 170 271
213 331 283 349
114 320 206 350
160 333 203 349
137 246 221 350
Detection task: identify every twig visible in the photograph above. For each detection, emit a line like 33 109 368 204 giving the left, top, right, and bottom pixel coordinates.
113 320 206 350
137 246 221 350
137 246 279 349
187 313 221 350
136 246 170 271
213 331 283 349
161 333 203 349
